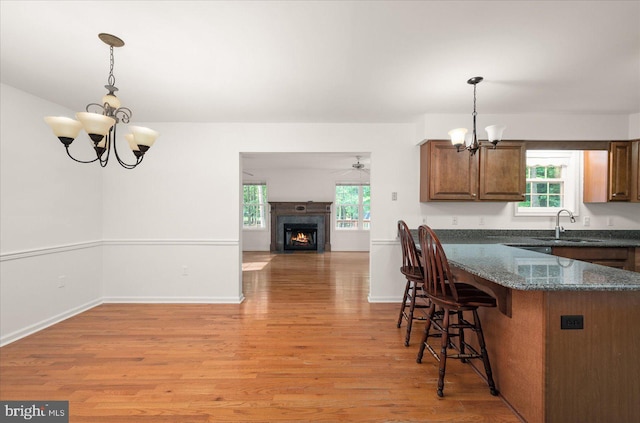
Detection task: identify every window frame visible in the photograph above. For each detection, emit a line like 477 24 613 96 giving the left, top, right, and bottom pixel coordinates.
242 182 269 230
514 150 580 217
334 183 370 231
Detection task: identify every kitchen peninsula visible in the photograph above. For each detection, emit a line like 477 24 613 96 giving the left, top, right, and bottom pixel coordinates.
427 231 640 423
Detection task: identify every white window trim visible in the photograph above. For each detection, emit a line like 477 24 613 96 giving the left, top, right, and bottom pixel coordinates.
514 151 580 217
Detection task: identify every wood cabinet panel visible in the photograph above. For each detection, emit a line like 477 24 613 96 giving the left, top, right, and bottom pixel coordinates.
632 140 639 202
608 141 632 201
583 150 608 203
420 140 525 202
478 141 526 201
552 246 634 271
545 291 640 423
420 141 477 201
584 141 635 203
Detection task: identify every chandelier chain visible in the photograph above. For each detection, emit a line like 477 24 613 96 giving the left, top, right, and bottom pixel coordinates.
107 45 116 87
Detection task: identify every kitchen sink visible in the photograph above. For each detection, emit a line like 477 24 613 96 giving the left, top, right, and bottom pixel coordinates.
533 237 603 243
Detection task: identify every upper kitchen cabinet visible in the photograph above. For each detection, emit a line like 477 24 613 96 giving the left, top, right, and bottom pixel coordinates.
420 140 525 202
478 141 527 201
584 140 638 203
420 140 477 201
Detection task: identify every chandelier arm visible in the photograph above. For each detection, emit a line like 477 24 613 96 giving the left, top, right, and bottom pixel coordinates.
97 131 111 168
113 107 132 124
111 123 142 169
64 146 101 164
86 102 106 114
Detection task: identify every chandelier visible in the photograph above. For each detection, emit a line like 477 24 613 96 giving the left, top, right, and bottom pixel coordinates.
44 33 158 169
447 76 505 156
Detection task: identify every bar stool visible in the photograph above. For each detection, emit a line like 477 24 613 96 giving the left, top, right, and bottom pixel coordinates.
416 224 498 397
396 220 429 346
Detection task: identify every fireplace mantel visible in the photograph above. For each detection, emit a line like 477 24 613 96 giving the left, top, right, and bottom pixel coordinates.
269 202 332 252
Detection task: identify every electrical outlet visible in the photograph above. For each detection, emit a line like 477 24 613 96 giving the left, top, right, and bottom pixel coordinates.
479 217 485 225
583 216 590 227
561 315 584 330
182 265 188 276
58 275 66 288
452 216 458 225
607 217 614 226
391 192 397 201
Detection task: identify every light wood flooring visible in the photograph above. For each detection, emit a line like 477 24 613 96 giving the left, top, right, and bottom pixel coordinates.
0 252 520 422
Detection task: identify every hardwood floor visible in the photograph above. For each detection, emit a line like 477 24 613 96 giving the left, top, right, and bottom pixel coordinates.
0 252 520 422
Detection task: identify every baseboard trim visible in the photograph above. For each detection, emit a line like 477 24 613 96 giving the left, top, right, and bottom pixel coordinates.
102 295 245 304
0 299 102 347
368 295 401 303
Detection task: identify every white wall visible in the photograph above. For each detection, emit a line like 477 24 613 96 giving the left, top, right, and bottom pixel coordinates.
0 84 103 345
2 84 639 344
242 165 371 251
99 122 416 305
630 113 640 139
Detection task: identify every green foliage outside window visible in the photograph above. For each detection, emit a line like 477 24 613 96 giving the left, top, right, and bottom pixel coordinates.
243 184 268 228
335 184 370 229
519 166 563 208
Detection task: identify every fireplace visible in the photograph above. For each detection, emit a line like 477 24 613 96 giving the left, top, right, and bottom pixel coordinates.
269 202 332 253
284 223 318 251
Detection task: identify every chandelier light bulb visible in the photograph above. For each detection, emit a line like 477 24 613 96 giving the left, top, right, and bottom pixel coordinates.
130 126 160 152
44 116 83 146
102 93 121 109
448 128 468 147
485 125 506 146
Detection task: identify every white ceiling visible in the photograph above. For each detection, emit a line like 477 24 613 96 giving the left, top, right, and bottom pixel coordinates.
1 1 639 125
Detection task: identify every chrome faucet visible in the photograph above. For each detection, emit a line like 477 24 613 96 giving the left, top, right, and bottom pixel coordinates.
555 209 576 239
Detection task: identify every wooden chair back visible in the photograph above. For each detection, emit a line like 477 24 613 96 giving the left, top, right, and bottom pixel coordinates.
398 220 422 276
418 225 460 302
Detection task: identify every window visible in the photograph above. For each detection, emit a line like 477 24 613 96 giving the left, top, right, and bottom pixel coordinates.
335 184 370 230
515 151 579 216
243 183 268 229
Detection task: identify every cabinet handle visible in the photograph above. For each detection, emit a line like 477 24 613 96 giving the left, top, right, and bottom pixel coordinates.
472 193 477 197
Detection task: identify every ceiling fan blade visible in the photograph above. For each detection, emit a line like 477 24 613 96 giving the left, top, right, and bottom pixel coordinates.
243 170 254 176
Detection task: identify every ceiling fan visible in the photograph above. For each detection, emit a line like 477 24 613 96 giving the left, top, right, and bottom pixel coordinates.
333 156 370 176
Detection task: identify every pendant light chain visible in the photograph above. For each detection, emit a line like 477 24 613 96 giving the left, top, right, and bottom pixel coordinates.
472 82 478 149
107 45 116 87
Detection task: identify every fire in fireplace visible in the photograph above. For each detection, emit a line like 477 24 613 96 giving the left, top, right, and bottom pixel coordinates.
284 223 318 251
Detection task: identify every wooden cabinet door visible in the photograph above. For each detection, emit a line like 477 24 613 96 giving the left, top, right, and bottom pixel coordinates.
632 140 639 202
552 247 634 271
608 141 631 201
583 150 608 203
478 141 526 201
420 141 477 201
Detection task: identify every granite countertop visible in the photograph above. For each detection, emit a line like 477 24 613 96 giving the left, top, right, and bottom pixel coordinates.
410 229 640 291
442 243 640 291
433 229 640 248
